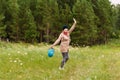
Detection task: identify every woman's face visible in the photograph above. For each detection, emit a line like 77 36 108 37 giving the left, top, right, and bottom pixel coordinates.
63 28 68 35
63 28 68 32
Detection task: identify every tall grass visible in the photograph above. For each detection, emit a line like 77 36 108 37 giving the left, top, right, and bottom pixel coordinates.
0 40 120 80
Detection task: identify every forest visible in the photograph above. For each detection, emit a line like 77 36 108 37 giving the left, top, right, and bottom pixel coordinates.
0 0 120 46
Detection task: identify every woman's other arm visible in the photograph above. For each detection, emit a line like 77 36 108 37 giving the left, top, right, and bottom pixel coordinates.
50 33 62 48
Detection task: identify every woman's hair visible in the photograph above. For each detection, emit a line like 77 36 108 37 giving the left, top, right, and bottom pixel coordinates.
62 25 68 30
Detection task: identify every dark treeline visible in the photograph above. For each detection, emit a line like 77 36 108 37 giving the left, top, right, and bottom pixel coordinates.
0 0 120 46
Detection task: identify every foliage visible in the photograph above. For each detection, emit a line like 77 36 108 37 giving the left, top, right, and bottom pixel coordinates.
0 0 120 45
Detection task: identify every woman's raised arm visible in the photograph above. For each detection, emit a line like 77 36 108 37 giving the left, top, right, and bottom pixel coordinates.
69 18 77 34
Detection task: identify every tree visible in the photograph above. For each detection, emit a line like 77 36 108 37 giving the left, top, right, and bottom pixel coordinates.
4 0 19 41
91 0 114 44
18 0 37 42
115 4 120 38
0 0 6 40
0 0 117 45
72 0 98 46
57 0 77 12
116 5 120 30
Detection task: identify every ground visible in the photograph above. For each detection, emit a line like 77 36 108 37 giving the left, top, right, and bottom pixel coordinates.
0 40 120 80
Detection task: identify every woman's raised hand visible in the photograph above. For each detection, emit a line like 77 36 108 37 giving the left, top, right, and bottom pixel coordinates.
73 18 77 24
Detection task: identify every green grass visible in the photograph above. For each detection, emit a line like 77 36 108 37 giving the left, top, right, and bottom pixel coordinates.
0 40 120 80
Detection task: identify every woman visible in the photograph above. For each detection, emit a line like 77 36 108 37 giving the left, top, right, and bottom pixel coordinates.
50 18 77 70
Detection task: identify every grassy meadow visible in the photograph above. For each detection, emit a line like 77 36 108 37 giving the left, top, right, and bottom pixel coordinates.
0 40 120 80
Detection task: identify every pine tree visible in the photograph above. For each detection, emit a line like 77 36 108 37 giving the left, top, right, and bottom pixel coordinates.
33 0 63 43
72 0 98 46
0 0 116 45
0 0 6 40
18 0 37 43
116 5 120 30
4 0 19 41
91 0 113 44
115 4 120 38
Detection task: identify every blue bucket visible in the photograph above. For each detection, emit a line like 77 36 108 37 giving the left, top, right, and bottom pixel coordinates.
48 48 54 57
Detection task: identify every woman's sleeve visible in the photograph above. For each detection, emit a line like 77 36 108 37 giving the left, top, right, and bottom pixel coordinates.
69 18 77 34
52 34 62 46
69 22 77 34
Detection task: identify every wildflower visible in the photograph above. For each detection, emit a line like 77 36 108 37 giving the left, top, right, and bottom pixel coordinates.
24 52 28 55
14 60 17 63
20 63 23 66
17 51 20 54
101 55 104 58
95 76 97 79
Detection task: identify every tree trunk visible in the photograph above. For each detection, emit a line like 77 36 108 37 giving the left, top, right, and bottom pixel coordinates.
46 23 49 43
40 31 43 42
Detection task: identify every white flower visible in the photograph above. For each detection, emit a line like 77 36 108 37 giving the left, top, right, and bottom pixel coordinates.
14 60 17 63
17 51 20 53
20 63 23 65
24 52 28 55
101 55 104 58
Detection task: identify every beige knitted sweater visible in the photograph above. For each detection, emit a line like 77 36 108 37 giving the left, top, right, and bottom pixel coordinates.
52 22 76 52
